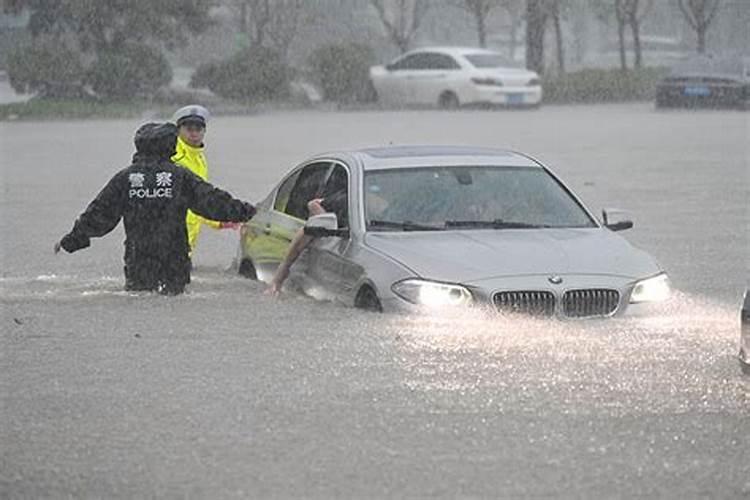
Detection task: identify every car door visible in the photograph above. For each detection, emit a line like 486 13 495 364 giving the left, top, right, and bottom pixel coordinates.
379 53 424 105
405 52 462 104
246 161 332 278
304 163 363 303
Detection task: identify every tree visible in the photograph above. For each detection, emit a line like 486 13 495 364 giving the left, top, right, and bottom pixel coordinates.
677 0 722 53
525 0 547 74
594 0 655 70
5 0 209 98
9 0 209 52
457 0 499 48
369 0 429 53
232 0 307 57
500 0 524 61
614 0 630 70
525 0 564 75
542 0 565 74
619 0 654 69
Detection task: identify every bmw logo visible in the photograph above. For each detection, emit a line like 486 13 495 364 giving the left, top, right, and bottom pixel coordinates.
548 275 563 285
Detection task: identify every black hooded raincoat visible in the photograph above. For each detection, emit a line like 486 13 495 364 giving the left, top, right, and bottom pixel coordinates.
59 123 255 294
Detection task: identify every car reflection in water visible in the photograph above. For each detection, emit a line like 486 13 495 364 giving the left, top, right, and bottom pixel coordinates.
238 146 670 318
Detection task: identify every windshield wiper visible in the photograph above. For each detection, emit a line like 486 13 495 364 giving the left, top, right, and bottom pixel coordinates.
368 219 444 231
444 219 548 229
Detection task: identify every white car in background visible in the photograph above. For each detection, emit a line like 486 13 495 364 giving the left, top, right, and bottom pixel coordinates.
370 47 542 109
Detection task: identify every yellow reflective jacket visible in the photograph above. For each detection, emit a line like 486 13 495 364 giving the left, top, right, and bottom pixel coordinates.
171 136 221 251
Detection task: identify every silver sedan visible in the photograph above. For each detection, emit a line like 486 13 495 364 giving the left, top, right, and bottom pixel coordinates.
238 146 671 318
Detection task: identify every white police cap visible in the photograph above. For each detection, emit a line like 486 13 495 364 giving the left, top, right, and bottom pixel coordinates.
173 104 210 126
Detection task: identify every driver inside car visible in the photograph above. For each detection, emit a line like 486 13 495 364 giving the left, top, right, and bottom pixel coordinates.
265 169 348 296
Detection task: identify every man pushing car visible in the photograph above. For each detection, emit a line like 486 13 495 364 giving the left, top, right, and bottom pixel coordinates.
54 122 256 295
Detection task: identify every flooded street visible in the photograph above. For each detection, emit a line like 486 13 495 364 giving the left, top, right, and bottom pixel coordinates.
1 104 748 497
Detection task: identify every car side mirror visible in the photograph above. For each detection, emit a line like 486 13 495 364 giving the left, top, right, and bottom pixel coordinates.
602 209 634 231
304 213 349 238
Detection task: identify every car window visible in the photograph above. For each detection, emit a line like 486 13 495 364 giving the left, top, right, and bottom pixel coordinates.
280 162 331 220
319 164 349 229
364 166 596 229
422 53 461 70
390 52 461 71
388 53 423 71
273 170 301 213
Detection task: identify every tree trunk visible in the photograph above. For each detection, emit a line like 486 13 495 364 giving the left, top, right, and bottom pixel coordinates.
475 9 487 48
526 0 546 74
630 15 642 68
397 37 409 53
553 9 565 74
677 0 721 54
697 27 706 53
509 20 518 60
617 20 627 71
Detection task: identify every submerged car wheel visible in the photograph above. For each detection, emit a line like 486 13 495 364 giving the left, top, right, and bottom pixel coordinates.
355 286 383 313
438 91 460 109
238 258 258 280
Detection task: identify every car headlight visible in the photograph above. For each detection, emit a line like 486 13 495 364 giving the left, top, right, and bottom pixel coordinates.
629 273 671 303
392 279 473 307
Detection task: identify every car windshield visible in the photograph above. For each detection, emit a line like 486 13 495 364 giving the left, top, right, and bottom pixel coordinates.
364 166 597 231
464 53 518 69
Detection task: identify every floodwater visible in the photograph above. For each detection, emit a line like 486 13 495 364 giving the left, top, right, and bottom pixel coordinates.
1 104 748 498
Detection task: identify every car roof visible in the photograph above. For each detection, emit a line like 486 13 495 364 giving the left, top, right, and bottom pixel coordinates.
333 146 541 171
404 46 501 58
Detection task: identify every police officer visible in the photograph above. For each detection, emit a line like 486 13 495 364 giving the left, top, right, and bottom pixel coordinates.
171 105 234 254
54 122 256 295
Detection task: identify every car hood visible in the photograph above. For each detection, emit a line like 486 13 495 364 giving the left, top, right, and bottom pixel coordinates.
363 228 661 284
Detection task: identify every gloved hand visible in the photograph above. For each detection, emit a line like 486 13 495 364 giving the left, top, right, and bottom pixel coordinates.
219 222 242 230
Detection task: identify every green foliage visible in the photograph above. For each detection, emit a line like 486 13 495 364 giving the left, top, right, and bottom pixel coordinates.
6 38 85 98
308 42 377 103
16 0 210 51
190 47 291 102
543 67 669 103
87 44 172 99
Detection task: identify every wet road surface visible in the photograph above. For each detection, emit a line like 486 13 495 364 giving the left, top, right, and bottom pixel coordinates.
1 104 748 497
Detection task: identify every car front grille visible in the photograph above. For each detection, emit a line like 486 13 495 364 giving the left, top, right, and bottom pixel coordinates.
562 289 620 318
492 289 621 318
493 291 555 317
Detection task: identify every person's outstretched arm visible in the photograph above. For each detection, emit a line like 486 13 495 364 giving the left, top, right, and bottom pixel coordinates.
185 170 256 223
265 198 328 296
55 172 126 253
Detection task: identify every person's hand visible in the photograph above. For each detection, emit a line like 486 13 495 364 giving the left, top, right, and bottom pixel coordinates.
53 241 62 254
264 281 282 297
307 198 326 216
220 222 242 230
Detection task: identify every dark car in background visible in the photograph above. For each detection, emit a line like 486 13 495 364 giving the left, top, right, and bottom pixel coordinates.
741 289 749 375
655 55 750 109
